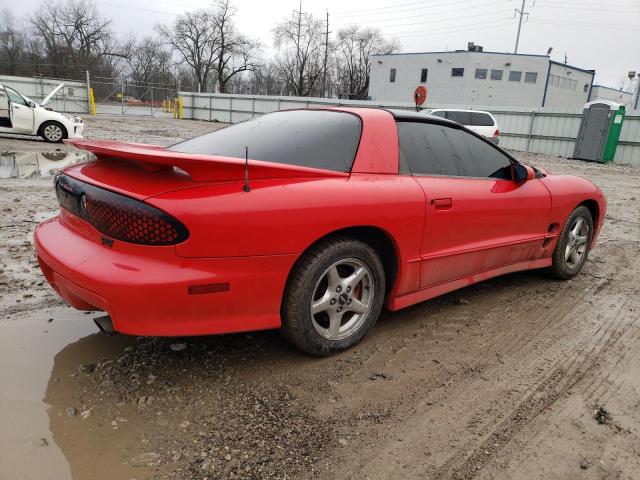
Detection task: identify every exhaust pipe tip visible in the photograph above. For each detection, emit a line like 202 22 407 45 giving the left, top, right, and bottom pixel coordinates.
94 315 116 335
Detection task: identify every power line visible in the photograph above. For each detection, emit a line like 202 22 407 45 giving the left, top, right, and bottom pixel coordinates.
333 0 497 19
335 8 515 32
333 0 457 17
528 19 639 30
333 0 509 25
387 17 515 39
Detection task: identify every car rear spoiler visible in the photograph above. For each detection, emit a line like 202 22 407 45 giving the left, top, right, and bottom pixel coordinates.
65 138 347 182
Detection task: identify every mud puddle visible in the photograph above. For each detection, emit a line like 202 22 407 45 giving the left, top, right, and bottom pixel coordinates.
0 307 136 480
0 150 91 179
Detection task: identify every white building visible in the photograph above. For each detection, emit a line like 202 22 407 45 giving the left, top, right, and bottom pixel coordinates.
590 85 634 108
368 45 596 109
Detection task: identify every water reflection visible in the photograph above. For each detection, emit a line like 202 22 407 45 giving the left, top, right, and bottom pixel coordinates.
0 150 92 179
0 307 136 480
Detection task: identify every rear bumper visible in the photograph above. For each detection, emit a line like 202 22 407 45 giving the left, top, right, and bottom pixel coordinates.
35 215 295 336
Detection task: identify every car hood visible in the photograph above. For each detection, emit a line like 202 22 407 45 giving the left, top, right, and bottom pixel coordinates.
41 83 64 106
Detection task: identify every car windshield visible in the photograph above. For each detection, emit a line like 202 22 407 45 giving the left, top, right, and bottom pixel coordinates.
169 110 362 173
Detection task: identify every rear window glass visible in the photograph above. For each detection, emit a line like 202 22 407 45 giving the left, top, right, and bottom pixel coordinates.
168 110 362 172
470 112 494 126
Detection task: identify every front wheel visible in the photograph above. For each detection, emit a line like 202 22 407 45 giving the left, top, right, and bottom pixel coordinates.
281 237 385 356
39 121 67 143
548 205 593 279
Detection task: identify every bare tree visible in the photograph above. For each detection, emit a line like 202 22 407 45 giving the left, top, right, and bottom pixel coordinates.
30 0 112 78
156 9 219 92
0 9 27 75
123 36 173 85
273 8 325 96
211 0 260 93
334 26 398 99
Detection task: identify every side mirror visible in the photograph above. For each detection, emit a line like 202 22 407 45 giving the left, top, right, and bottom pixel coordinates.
512 164 535 183
28 101 36 108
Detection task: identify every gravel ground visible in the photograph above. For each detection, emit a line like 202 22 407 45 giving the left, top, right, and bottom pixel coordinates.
0 115 639 480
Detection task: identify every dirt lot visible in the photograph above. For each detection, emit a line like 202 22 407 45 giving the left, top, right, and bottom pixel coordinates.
0 115 638 480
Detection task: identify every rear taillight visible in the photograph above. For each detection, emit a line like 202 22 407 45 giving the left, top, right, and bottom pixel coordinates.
493 129 500 137
55 174 188 246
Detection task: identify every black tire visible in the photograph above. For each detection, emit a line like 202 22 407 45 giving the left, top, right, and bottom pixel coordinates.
281 237 385 356
39 121 67 143
548 205 593 280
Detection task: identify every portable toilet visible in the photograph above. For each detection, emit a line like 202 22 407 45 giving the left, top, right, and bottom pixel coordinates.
573 101 625 163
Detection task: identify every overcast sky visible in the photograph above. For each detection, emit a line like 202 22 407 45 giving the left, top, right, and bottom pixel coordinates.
8 0 640 89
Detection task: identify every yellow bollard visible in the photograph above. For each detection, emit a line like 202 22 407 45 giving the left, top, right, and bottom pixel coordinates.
88 87 97 115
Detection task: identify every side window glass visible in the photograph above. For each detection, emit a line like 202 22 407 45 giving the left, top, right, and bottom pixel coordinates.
397 122 453 176
397 122 512 179
429 110 447 118
470 112 494 126
446 111 471 125
5 87 27 106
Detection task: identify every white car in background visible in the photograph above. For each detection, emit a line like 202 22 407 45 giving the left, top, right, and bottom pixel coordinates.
423 108 500 144
0 83 84 143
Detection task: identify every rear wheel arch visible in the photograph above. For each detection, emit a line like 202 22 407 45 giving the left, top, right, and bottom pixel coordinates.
284 226 400 300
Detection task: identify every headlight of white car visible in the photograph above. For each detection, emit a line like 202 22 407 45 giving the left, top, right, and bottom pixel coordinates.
73 116 83 123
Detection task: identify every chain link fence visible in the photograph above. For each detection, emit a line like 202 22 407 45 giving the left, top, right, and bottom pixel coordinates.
91 77 180 117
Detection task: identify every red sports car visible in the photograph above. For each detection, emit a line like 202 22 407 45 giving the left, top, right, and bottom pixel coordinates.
35 108 606 355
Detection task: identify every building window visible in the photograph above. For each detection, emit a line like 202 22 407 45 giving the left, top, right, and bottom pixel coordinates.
490 69 503 80
509 71 522 82
475 68 487 79
583 83 589 92
420 68 428 82
451 68 464 77
389 68 396 83
571 79 577 90
560 77 566 88
524 72 537 83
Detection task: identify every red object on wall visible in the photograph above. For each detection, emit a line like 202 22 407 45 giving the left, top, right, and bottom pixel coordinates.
414 86 428 106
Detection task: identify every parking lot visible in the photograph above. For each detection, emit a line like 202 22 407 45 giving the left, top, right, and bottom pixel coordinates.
1 115 639 480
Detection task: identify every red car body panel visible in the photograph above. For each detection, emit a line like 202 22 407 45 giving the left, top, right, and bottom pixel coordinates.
34 107 606 336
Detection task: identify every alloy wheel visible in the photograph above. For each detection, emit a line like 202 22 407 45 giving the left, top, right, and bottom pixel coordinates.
310 258 374 341
564 217 589 268
44 124 63 142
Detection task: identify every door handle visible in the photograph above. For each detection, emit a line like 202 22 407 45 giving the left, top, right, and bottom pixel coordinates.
432 198 453 210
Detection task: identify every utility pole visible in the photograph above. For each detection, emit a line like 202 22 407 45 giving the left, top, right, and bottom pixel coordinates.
292 1 304 95
322 10 329 98
514 0 529 54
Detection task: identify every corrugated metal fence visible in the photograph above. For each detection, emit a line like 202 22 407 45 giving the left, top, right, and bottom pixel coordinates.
179 91 640 166
0 75 88 114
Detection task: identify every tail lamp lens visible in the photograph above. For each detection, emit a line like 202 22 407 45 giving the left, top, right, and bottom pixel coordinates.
55 174 188 246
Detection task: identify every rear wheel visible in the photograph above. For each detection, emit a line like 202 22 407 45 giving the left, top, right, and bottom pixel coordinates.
548 205 593 279
39 121 67 143
281 237 385 356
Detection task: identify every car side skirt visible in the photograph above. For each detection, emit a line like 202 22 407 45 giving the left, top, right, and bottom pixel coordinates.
388 257 552 311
